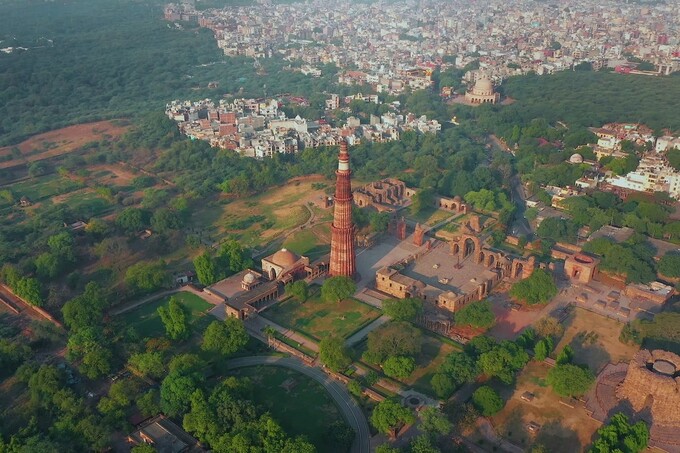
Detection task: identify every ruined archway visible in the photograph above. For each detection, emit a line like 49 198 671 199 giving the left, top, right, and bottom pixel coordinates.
464 238 476 258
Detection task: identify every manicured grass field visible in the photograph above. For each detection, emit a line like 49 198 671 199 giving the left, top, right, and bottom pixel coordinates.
262 292 380 340
120 291 212 338
229 365 349 453
283 224 331 260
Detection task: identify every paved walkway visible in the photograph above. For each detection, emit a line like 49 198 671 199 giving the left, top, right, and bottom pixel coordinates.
345 315 390 347
244 313 320 353
225 355 370 453
110 285 223 316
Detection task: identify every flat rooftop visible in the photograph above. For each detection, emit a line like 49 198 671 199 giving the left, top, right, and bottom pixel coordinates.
401 242 498 296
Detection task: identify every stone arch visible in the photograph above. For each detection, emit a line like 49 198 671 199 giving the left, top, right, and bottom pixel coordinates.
478 251 485 265
452 242 460 255
270 268 277 280
513 262 524 279
464 238 476 258
487 254 496 267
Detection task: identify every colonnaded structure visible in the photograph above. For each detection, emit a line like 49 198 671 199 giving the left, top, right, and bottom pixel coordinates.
375 215 536 314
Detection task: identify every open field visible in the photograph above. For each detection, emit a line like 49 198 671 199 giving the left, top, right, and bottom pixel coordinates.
555 307 639 372
0 173 84 204
55 189 115 218
283 223 331 260
0 120 129 169
262 292 380 341
404 207 453 226
228 365 348 453
194 178 330 248
489 361 602 453
119 292 212 338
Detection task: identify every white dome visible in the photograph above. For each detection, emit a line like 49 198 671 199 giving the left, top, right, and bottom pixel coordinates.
569 153 584 164
243 272 257 284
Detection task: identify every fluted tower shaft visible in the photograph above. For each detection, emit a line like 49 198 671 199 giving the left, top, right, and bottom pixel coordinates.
329 141 357 278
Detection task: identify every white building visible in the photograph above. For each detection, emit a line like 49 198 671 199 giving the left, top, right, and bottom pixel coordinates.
607 154 680 199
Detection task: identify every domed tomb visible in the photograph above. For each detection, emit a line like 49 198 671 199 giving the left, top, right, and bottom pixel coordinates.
465 76 500 105
569 153 584 164
269 248 300 268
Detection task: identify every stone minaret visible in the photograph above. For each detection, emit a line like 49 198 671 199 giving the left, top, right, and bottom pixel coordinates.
329 140 357 278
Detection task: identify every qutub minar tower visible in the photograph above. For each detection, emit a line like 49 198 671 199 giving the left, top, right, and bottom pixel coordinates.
329 140 357 278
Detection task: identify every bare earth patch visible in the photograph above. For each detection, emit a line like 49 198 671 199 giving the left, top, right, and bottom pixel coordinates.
0 120 130 169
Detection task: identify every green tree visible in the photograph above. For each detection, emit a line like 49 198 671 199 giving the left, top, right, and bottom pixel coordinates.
365 322 422 364
659 252 680 277
454 300 495 328
319 335 352 372
116 207 147 233
285 280 309 302
556 345 574 365
160 371 200 417
326 420 355 452
158 297 189 340
533 337 554 361
128 352 165 379
478 341 529 384
534 316 565 340
419 406 452 437
382 298 423 321
47 231 75 262
137 389 161 418
201 318 249 356
409 434 440 453
125 261 169 294
62 282 107 331
193 252 220 286
589 413 648 453
370 399 415 437
509 269 558 305
547 364 595 397
369 212 391 233
382 356 416 379
321 276 356 302
410 187 435 215
34 253 61 279
472 386 504 416
132 444 157 453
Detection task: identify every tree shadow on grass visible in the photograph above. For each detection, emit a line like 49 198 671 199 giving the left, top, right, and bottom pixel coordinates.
533 420 581 453
569 332 611 372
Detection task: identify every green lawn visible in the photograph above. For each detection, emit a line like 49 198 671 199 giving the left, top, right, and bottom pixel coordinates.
262 292 380 340
4 174 83 203
120 291 212 338
283 224 330 260
405 207 453 226
229 365 350 453
60 190 114 217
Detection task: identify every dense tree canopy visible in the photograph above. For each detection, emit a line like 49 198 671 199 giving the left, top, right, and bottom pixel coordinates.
319 336 352 372
201 318 249 356
382 297 423 321
158 297 190 341
546 364 595 397
589 413 648 453
472 386 504 416
454 300 495 328
321 276 357 303
370 399 415 437
509 269 558 305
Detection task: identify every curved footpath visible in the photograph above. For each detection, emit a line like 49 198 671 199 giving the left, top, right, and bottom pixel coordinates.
225 355 370 453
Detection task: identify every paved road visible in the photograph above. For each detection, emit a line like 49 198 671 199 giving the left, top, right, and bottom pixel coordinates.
225 355 370 453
